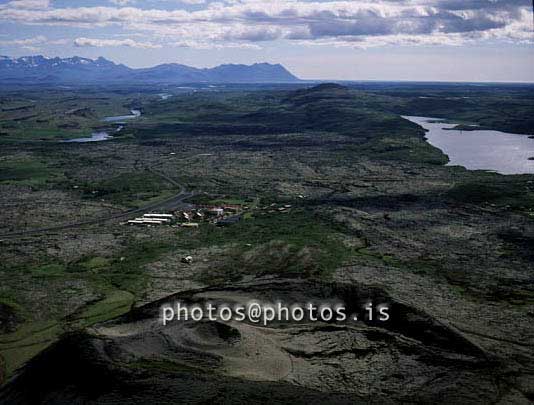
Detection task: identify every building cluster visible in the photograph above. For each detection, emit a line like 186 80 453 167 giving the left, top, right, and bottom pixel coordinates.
126 213 173 226
258 203 292 214
125 204 245 228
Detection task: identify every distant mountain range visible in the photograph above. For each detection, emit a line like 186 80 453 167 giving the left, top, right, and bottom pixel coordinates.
0 55 300 84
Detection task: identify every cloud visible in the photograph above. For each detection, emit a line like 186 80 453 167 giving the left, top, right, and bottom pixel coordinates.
171 40 261 49
73 36 254 50
0 1 531 48
0 34 68 51
222 25 283 41
110 0 135 5
74 37 162 49
179 0 207 4
0 35 47 46
2 0 50 9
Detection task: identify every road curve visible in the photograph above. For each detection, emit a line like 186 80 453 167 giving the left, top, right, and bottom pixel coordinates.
0 170 194 239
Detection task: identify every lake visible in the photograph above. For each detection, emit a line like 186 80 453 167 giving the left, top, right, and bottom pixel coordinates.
404 116 534 175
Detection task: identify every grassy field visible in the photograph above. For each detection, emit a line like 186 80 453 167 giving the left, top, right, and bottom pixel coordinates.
0 157 63 186
78 172 177 208
0 237 175 377
178 209 355 283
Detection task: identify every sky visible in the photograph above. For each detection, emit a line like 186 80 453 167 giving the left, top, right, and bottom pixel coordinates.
0 0 533 82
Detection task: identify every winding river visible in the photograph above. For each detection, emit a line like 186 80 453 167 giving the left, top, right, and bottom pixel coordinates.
63 131 113 143
101 109 141 123
63 110 141 143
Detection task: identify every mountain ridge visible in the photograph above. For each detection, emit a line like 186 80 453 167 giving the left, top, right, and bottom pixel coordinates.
0 55 300 84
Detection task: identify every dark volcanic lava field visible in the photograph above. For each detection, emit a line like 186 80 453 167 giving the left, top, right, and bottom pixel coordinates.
0 82 533 403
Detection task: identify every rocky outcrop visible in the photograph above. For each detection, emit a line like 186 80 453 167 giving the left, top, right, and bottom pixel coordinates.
0 355 5 387
0 303 22 335
1 278 525 404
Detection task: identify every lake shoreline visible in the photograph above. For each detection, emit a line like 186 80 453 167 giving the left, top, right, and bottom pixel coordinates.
404 115 534 175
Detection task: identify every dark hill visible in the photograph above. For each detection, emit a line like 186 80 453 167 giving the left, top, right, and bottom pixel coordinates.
239 83 416 137
0 279 501 404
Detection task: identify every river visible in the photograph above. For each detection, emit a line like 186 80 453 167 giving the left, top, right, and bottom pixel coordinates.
101 109 141 123
63 131 113 143
63 110 141 143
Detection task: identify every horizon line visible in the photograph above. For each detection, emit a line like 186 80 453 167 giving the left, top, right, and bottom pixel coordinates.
2 54 534 85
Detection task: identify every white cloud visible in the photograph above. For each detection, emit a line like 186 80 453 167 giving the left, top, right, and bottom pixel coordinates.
74 37 162 49
0 1 531 48
109 0 135 5
0 35 47 46
170 40 261 49
0 35 69 51
179 0 207 4
2 0 50 9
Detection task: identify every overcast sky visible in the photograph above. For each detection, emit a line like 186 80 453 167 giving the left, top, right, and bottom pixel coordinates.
0 0 533 82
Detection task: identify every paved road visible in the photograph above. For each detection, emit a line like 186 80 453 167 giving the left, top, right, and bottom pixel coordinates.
0 168 194 239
